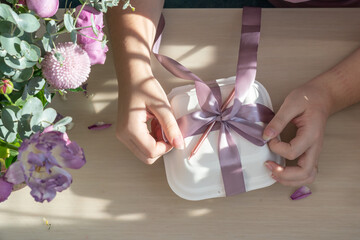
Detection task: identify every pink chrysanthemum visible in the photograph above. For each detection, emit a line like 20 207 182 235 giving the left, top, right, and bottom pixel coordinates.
41 42 91 90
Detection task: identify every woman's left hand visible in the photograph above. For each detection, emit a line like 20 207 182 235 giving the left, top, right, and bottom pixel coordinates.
263 81 332 187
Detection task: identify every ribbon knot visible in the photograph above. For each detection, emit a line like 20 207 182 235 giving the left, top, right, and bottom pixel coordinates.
153 8 275 196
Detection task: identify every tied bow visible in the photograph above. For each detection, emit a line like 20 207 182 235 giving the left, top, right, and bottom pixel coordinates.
176 84 274 195
154 8 274 196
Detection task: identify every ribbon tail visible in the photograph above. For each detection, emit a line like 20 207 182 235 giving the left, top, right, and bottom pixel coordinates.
218 123 246 196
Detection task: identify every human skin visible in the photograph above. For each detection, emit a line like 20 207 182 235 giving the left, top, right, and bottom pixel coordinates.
106 0 184 165
107 1 360 186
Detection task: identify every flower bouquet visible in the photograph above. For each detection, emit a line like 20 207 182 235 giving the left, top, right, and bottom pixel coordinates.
0 0 133 203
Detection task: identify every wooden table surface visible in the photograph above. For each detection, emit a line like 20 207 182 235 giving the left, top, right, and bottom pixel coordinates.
1 8 360 240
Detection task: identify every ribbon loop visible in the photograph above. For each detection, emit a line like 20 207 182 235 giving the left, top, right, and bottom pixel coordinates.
154 8 274 196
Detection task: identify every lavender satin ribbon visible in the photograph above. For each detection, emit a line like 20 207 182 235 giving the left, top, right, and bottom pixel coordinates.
153 7 274 196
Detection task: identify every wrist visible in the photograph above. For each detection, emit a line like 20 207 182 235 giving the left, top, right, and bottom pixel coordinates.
306 77 334 117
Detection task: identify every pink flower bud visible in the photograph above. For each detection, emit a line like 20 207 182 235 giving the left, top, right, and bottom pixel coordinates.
0 79 14 95
26 0 59 18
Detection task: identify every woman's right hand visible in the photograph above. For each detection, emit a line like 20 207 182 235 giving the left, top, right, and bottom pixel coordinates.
116 73 184 164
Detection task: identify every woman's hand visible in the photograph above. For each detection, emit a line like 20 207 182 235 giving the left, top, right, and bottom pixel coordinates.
116 73 184 164
263 81 332 186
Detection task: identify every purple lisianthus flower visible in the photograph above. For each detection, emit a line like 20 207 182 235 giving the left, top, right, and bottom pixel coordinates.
0 177 13 203
75 5 108 65
26 0 59 18
5 127 85 203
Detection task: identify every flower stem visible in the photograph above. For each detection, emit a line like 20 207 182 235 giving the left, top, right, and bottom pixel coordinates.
74 1 88 27
77 32 102 42
0 140 19 151
3 94 14 105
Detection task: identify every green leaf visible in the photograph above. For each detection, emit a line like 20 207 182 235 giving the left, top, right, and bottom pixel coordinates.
41 32 54 52
0 119 17 143
0 34 21 56
67 86 85 92
44 84 52 103
5 0 16 4
19 96 44 117
4 55 36 70
17 13 40 33
0 4 9 20
0 20 23 37
0 47 6 57
20 41 39 62
46 20 57 35
64 13 75 33
54 116 72 128
1 106 19 133
70 30 77 43
0 57 16 76
27 77 45 95
15 93 31 107
54 52 64 63
40 108 57 128
0 4 18 25
12 67 34 83
5 155 17 169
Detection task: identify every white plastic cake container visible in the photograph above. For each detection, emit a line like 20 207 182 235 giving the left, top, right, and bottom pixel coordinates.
163 76 284 200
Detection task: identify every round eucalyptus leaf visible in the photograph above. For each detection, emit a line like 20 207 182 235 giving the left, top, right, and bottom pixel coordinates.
0 4 18 25
20 40 39 61
54 116 72 128
46 20 57 35
30 110 43 129
53 125 66 133
0 57 16 76
17 13 40 33
0 125 17 143
1 106 18 133
0 4 9 20
41 32 54 52
20 96 44 117
0 35 21 56
70 30 77 44
12 67 34 83
64 13 74 33
40 108 57 127
17 120 32 139
27 77 45 95
0 48 7 57
0 21 22 37
4 55 27 69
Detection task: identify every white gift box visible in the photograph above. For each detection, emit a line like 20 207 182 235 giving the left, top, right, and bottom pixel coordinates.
163 76 284 200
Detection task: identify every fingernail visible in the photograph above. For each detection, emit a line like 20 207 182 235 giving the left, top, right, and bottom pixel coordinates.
173 135 184 150
263 127 276 141
264 162 273 171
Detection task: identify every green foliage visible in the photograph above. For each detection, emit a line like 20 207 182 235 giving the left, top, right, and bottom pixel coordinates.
0 0 129 173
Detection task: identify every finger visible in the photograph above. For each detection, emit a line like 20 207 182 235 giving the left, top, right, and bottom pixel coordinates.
265 146 318 185
263 99 302 141
148 104 184 150
129 138 172 165
267 126 316 160
130 123 173 163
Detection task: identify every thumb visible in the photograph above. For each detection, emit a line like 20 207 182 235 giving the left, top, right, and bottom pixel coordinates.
149 105 184 150
263 101 299 141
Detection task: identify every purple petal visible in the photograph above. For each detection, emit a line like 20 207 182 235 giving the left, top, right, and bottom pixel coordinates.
60 142 86 169
5 161 26 185
290 186 312 200
28 167 72 203
88 122 112 130
0 178 13 202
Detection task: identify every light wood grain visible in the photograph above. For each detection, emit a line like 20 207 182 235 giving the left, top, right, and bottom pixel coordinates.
1 9 360 240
